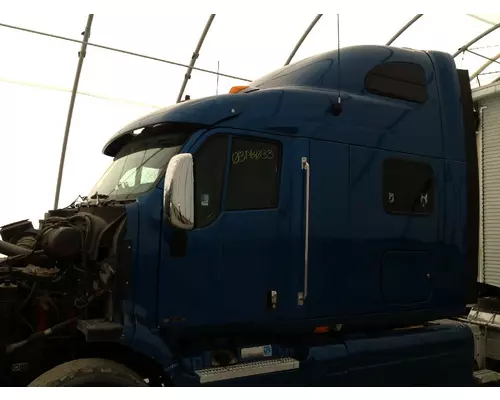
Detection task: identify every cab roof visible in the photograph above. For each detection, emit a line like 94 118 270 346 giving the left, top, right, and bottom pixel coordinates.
103 45 455 158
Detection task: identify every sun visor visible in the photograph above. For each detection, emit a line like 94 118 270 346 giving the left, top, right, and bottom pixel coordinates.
103 95 246 156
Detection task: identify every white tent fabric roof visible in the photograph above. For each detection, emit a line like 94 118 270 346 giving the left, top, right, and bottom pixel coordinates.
0 13 499 226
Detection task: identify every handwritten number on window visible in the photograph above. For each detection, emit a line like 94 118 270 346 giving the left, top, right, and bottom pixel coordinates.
231 148 275 165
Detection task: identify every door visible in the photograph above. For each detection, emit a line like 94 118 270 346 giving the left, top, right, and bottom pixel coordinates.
157 131 229 328
157 129 299 328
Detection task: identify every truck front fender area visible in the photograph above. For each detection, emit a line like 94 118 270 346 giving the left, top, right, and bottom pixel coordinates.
130 318 175 375
120 203 177 376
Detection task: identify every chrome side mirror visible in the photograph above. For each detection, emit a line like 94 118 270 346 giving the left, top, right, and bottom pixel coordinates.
163 153 194 230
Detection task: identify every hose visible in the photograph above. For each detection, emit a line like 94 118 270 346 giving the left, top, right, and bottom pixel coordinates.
0 240 31 256
4 283 108 354
5 316 80 354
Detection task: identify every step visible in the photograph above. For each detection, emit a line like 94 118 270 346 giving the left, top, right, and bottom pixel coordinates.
195 357 299 384
474 369 500 385
76 319 123 342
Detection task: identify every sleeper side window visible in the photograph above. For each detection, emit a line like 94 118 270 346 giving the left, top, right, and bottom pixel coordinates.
365 62 428 104
383 158 434 216
193 135 228 228
226 137 281 211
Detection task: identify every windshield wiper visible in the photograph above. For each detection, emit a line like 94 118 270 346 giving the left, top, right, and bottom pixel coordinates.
90 191 110 206
90 192 109 200
64 194 88 209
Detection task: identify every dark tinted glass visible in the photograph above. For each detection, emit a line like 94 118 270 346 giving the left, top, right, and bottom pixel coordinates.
194 135 228 228
226 137 281 211
383 158 434 215
365 62 428 103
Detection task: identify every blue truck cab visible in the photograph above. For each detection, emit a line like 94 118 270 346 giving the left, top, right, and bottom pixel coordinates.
0 45 479 386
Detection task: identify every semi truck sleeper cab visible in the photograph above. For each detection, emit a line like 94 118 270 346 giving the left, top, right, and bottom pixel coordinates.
0 44 479 386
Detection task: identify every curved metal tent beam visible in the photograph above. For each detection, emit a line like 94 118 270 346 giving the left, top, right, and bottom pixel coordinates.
284 14 322 66
176 14 216 103
54 14 94 210
468 14 496 26
470 52 500 81
385 14 423 46
453 22 500 58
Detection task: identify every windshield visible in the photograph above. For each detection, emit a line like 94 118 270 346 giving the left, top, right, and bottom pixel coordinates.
88 132 189 201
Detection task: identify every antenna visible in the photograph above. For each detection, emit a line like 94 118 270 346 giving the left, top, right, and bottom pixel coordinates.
332 13 343 116
216 61 220 95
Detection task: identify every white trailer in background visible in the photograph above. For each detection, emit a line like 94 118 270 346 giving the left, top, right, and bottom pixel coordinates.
468 81 500 383
476 82 500 286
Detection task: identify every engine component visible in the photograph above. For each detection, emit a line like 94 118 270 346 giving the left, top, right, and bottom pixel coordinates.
5 316 80 354
0 282 18 318
21 265 58 278
15 231 38 251
0 220 33 243
40 226 83 258
0 205 124 381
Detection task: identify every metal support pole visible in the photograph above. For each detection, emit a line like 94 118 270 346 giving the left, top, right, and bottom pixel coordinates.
53 14 93 210
285 14 322 66
385 14 423 46
177 14 215 103
453 22 500 58
470 52 500 81
467 49 500 65
468 14 496 26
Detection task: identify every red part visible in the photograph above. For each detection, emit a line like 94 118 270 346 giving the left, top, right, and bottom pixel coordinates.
37 309 47 331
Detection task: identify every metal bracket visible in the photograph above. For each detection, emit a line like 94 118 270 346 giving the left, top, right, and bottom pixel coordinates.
301 157 308 170
268 290 278 309
297 292 304 306
271 290 278 309
77 319 124 343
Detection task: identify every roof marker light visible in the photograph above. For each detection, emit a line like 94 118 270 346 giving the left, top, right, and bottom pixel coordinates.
229 85 249 94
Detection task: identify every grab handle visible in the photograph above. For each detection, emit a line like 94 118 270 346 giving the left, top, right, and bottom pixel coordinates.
298 157 310 306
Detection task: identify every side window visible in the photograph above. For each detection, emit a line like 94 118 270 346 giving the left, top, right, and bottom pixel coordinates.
194 135 228 228
382 158 434 216
226 137 281 211
365 62 428 104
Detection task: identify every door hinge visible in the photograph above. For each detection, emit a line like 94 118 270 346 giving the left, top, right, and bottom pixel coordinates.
297 292 304 306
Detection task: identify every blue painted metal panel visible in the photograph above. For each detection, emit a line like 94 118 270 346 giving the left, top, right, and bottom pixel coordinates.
305 139 350 318
305 344 348 386
344 322 474 386
122 192 175 369
440 160 469 306
426 50 466 162
122 202 139 343
133 189 164 329
348 146 445 314
156 129 303 327
171 322 472 386
109 46 443 160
